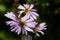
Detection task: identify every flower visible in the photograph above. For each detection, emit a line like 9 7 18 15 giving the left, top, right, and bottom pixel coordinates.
5 12 21 35
18 3 39 20
5 12 37 35
33 22 47 36
24 35 32 40
20 14 37 35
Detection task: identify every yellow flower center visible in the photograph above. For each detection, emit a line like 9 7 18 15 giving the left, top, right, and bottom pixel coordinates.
24 8 29 13
19 18 26 27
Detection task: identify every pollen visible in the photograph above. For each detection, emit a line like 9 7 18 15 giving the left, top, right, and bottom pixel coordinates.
24 8 29 13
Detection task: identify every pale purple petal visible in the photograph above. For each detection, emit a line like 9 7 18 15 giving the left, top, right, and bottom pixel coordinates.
24 29 28 35
15 28 19 33
17 26 21 35
24 26 33 32
11 27 17 32
36 33 40 36
19 11 24 15
38 23 47 30
31 12 39 17
39 23 46 27
22 28 25 34
21 13 30 21
18 11 24 18
26 16 34 22
23 3 30 8
5 12 17 21
18 5 25 9
5 21 18 27
10 26 14 29
6 20 21 35
22 28 28 35
29 22 37 25
31 13 37 19
26 23 35 28
5 21 14 25
29 4 34 10
38 31 44 35
26 22 37 28
44 28 47 30
31 9 37 11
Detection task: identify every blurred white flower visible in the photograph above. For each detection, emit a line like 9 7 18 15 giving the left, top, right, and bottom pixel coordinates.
18 3 39 20
33 22 47 36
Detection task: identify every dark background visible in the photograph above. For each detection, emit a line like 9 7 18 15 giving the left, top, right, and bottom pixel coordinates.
0 0 60 40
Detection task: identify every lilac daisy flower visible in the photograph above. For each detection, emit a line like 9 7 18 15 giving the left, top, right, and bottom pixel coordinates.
5 12 21 35
18 3 39 20
20 14 37 35
33 23 47 36
24 35 32 40
5 12 37 35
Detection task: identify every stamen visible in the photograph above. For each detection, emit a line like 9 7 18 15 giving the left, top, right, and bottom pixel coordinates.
19 19 26 27
24 8 29 13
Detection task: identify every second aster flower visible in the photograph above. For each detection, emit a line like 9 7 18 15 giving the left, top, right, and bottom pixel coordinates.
18 3 39 20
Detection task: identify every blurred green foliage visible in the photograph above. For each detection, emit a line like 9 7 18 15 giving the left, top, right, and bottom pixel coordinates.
0 0 60 40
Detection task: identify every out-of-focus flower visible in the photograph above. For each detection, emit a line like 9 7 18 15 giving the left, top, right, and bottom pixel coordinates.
5 12 21 35
33 23 47 36
21 14 37 35
5 12 37 35
18 3 39 20
24 35 32 40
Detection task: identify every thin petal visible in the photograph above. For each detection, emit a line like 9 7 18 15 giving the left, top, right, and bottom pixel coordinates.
38 23 47 30
5 12 17 21
21 13 30 21
31 9 37 11
26 23 35 28
18 11 24 18
29 22 37 25
10 26 14 29
31 13 37 19
22 28 25 34
38 31 44 35
24 26 33 32
20 11 24 15
29 4 34 10
24 29 28 35
36 33 40 36
32 12 39 16
26 22 37 28
5 21 14 25
39 23 46 27
17 27 21 35
11 27 17 32
18 5 24 9
23 3 29 8
15 29 18 33
26 16 34 22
